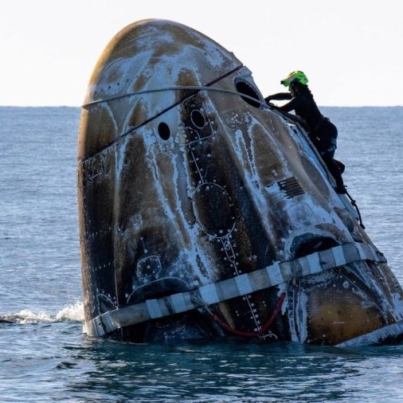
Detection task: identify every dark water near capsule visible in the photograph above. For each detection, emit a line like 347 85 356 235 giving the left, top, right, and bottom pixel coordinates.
1 106 403 402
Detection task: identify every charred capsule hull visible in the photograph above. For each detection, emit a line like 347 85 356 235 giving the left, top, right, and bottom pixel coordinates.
77 19 403 346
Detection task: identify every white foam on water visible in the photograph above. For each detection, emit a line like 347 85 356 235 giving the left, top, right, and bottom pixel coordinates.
2 301 84 324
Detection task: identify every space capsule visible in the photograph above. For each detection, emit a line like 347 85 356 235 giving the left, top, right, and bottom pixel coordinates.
77 19 403 346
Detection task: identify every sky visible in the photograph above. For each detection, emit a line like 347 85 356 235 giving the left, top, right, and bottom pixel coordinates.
1 0 402 107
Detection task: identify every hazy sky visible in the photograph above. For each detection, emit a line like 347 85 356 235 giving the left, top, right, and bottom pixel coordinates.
1 0 401 107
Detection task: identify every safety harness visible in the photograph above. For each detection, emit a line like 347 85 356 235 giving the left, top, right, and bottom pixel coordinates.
86 241 386 337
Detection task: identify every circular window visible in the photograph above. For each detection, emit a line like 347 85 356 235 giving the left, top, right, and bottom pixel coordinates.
235 79 261 108
191 109 206 128
158 122 170 140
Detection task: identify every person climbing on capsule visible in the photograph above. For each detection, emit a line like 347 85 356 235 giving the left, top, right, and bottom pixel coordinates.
265 71 347 194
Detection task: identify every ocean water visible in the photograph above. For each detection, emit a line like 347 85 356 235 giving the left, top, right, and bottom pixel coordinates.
1 106 403 402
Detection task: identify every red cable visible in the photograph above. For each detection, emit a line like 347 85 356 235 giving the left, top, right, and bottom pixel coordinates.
211 292 286 338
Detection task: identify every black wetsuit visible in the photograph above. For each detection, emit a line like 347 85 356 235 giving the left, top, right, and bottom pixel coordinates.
265 86 345 192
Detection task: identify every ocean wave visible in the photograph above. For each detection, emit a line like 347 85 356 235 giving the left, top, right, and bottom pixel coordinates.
0 301 84 324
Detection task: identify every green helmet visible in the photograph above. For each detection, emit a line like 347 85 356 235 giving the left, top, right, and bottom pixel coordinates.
281 71 309 87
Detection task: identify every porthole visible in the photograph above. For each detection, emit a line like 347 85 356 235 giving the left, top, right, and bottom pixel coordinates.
158 122 170 140
235 79 261 108
191 109 206 128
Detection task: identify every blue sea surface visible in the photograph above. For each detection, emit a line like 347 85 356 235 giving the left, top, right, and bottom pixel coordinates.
1 106 403 402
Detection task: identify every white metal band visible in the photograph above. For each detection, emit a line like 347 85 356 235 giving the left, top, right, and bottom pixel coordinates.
86 242 386 336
